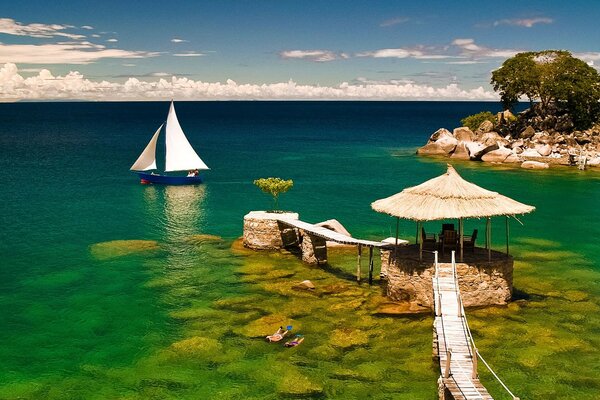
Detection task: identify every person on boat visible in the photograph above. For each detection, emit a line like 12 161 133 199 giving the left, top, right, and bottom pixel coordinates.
187 170 195 177
284 334 304 347
193 169 199 176
266 326 288 342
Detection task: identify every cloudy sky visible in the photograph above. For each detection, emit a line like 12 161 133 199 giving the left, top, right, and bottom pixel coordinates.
1 0 599 101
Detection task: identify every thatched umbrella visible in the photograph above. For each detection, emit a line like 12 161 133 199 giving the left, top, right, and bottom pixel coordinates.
371 164 535 261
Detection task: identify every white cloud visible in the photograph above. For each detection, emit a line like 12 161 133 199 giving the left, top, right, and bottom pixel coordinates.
151 72 170 77
357 48 450 60
91 34 101 38
81 25 94 30
493 17 553 28
380 17 409 27
106 38 118 42
0 18 85 40
0 62 498 101
173 51 205 57
451 38 518 58
280 50 338 62
122 63 136 67
171 38 188 43
0 43 159 64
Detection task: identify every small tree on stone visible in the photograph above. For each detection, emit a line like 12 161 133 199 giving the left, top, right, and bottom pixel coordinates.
253 177 294 211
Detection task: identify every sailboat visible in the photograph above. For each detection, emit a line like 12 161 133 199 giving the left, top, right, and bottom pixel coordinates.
130 101 209 185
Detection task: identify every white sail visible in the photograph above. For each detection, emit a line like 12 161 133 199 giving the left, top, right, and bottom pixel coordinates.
130 124 163 171
164 102 209 172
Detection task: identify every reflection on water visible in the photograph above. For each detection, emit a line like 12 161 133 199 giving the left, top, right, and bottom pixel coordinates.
142 184 208 243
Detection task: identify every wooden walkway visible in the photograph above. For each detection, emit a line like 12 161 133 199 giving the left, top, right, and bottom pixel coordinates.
275 216 397 248
433 259 493 400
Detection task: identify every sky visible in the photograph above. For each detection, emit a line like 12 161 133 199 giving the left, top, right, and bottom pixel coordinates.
1 0 600 101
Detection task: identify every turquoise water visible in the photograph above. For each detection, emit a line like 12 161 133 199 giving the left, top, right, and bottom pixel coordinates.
0 102 598 399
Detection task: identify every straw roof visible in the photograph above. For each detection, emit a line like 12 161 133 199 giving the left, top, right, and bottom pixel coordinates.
371 165 535 221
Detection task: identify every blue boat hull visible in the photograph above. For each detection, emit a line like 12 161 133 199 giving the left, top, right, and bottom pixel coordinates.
136 172 203 185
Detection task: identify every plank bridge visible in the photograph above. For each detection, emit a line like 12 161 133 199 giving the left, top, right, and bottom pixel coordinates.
433 251 519 400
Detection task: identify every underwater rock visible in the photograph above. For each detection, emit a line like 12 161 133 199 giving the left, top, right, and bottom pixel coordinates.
277 370 323 397
236 314 300 338
293 280 315 290
184 234 223 244
521 160 549 169
90 240 159 260
170 336 222 360
330 328 369 349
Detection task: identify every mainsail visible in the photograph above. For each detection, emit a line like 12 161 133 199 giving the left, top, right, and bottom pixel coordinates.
164 102 209 172
130 124 162 171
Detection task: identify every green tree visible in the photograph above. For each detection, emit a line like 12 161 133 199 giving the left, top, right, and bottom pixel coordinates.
460 111 496 132
253 177 294 211
491 50 600 129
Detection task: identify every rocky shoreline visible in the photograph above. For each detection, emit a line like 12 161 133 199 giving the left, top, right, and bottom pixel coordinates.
417 113 600 170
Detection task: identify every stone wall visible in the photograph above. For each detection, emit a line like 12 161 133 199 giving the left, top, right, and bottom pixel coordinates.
243 211 299 250
381 248 513 308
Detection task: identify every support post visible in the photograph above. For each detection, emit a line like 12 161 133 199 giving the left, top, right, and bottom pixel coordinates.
471 343 478 379
506 216 510 258
486 217 491 262
418 221 423 262
415 221 418 245
394 217 400 263
459 218 464 263
368 246 374 285
444 349 452 378
356 244 362 282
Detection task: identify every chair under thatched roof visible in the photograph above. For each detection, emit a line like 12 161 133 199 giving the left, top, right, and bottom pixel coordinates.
371 164 535 221
371 164 535 262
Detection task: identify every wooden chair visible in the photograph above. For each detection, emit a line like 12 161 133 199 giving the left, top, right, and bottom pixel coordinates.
421 227 437 250
441 223 455 235
463 229 478 253
441 230 457 255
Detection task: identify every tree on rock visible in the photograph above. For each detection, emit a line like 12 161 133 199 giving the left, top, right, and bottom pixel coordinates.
491 50 600 129
253 177 294 211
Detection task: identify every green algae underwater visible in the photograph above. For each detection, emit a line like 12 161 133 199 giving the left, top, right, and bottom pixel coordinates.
1 102 599 399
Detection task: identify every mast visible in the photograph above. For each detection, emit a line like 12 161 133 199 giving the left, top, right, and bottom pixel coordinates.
164 101 209 172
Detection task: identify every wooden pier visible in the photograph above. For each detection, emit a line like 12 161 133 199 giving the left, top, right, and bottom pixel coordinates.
433 251 519 400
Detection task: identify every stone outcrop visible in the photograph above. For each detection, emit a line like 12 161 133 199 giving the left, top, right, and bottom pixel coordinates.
417 142 447 156
300 231 327 264
521 161 549 169
481 147 513 163
453 127 475 142
418 118 600 169
381 248 513 307
243 211 299 250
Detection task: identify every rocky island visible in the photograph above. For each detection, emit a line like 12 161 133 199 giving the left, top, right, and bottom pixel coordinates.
418 50 600 170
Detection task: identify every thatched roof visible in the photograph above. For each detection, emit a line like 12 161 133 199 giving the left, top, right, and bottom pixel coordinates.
371 165 535 221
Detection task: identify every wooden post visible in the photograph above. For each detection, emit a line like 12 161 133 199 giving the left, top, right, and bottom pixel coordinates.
415 220 418 245
356 244 362 282
444 349 452 378
368 246 374 285
394 217 400 263
486 217 491 262
471 342 478 379
418 221 423 262
506 216 510 257
459 218 464 263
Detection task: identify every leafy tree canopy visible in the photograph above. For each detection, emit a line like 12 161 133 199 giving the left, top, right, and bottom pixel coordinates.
460 111 496 132
253 177 294 210
491 50 600 129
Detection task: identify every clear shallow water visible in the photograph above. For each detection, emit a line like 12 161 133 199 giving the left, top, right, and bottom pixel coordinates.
0 101 598 399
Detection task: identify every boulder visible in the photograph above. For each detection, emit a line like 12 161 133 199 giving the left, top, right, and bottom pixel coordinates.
479 131 503 147
535 144 552 156
293 280 316 290
428 128 453 142
417 142 447 156
513 146 523 154
436 135 458 153
532 132 551 144
588 157 600 167
510 139 524 149
481 147 512 163
521 161 549 169
520 126 535 139
503 153 522 163
453 126 475 142
315 219 351 237
473 143 499 160
521 148 542 157
477 120 494 134
450 142 471 160
497 109 514 123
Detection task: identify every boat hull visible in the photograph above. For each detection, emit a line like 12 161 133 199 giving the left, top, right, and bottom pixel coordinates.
136 172 203 185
